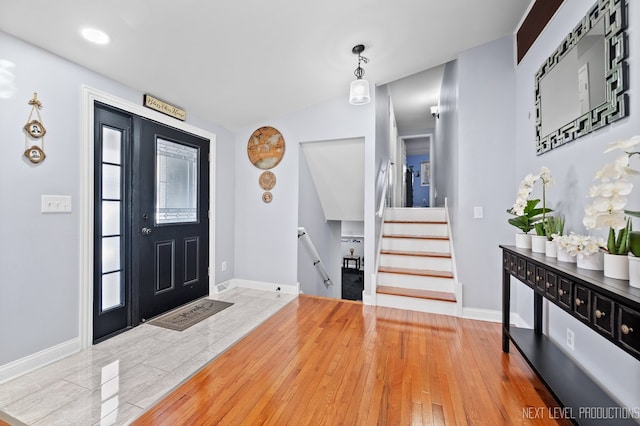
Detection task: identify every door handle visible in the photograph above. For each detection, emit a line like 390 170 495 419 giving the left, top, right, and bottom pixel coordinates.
141 227 152 235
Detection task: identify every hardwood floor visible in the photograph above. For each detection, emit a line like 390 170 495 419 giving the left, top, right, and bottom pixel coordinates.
134 295 569 425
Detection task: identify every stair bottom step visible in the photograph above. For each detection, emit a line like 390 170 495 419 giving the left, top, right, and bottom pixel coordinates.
377 286 456 303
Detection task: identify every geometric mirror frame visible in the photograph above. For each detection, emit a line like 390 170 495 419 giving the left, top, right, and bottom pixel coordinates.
535 0 628 155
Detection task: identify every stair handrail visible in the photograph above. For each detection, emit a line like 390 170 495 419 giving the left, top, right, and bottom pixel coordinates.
297 227 332 286
376 159 392 218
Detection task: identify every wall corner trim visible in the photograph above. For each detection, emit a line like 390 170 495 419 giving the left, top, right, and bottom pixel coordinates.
234 278 300 295
0 338 80 385
462 308 529 328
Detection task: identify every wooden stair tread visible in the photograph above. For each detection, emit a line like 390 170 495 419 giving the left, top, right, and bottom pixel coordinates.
380 249 451 258
378 266 453 278
382 234 449 240
377 286 456 302
384 220 447 224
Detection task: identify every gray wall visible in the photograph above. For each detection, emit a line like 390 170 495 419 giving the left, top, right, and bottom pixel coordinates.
0 31 236 367
234 96 376 296
455 35 517 312
514 0 640 409
433 59 459 211
374 85 392 261
297 148 341 298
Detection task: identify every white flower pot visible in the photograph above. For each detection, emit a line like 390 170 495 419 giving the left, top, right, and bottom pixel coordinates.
603 253 629 280
515 233 531 249
629 254 640 289
531 236 547 253
545 240 557 258
557 248 576 263
577 252 604 271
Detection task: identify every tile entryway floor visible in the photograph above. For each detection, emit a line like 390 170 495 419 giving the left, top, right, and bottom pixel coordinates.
0 288 296 425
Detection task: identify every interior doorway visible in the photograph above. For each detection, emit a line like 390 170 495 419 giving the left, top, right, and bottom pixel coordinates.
398 134 433 208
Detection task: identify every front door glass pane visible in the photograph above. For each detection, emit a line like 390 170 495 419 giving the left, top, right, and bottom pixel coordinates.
155 138 198 224
100 124 124 313
101 271 122 311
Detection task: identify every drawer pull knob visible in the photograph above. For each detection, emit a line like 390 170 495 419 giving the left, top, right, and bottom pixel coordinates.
546 282 553 288
558 289 564 296
621 324 634 335
527 271 532 276
575 298 583 307
595 309 605 319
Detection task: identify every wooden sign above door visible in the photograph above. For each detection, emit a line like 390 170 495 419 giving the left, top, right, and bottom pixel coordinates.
143 94 186 121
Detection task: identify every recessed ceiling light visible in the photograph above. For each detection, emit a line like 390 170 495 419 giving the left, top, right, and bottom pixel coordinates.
81 27 110 45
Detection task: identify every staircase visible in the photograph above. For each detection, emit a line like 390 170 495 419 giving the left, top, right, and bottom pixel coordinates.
376 207 462 316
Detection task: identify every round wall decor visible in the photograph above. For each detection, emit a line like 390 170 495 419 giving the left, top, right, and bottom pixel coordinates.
259 171 276 191
262 192 273 203
247 126 285 170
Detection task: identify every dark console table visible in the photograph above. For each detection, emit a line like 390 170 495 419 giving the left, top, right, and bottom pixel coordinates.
501 245 640 425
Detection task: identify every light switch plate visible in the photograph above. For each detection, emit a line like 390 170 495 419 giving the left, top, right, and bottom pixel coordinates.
42 195 72 213
473 206 484 219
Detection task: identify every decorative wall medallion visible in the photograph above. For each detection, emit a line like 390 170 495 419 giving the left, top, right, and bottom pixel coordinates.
24 120 46 138
24 145 46 164
23 93 47 164
262 192 273 203
259 171 276 191
247 126 285 170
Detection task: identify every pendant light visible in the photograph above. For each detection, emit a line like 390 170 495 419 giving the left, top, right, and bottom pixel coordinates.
349 44 370 105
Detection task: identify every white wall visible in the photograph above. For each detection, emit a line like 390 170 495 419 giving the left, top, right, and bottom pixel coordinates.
514 0 640 410
234 95 376 297
0 32 236 368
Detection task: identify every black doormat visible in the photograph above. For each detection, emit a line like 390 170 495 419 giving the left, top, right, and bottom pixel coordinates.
148 298 233 331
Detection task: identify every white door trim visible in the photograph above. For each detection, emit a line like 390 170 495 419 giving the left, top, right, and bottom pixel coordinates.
80 85 216 349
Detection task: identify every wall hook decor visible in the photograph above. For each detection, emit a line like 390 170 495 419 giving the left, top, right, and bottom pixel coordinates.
23 92 46 164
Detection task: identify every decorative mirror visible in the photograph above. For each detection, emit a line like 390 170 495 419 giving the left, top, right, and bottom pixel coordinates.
535 0 628 155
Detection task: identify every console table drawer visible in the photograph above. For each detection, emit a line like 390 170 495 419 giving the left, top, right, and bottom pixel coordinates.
619 306 640 357
516 257 527 280
557 278 572 310
574 285 591 321
526 261 536 286
593 294 615 337
545 271 558 300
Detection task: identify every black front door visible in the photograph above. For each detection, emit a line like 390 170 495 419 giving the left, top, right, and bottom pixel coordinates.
135 118 210 321
93 104 210 342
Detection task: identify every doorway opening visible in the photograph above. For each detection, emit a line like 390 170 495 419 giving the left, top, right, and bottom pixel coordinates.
396 134 433 208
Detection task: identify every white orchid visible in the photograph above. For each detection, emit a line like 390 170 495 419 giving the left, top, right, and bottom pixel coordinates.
539 166 554 186
508 167 554 235
555 233 605 256
583 135 639 254
603 135 640 153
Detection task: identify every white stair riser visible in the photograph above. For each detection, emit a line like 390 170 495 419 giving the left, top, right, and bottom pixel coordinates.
379 254 452 271
377 272 454 293
385 208 446 222
376 293 457 316
381 237 450 253
383 222 448 237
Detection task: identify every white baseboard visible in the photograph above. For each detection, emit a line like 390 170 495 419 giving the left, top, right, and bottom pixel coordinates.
462 308 529 327
362 291 373 305
213 279 237 294
234 278 300 295
0 338 80 385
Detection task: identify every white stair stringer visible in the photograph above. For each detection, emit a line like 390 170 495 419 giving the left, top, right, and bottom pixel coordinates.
375 205 462 317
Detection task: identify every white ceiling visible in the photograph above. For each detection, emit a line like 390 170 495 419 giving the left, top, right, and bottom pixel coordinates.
389 65 445 136
0 0 530 131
